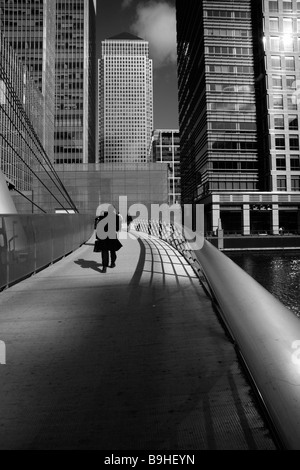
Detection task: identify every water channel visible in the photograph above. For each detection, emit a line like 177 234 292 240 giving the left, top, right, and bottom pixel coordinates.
226 250 300 317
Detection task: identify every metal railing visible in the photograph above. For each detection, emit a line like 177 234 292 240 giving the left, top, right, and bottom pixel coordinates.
135 219 300 450
206 230 300 237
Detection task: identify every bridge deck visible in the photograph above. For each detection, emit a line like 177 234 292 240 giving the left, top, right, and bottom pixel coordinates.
0 231 276 450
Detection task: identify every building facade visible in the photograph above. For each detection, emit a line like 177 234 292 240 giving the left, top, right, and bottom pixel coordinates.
152 129 181 205
0 0 56 162
0 31 44 191
176 0 300 234
0 0 96 165
98 32 153 164
55 0 96 165
33 163 169 215
260 0 300 192
0 31 79 214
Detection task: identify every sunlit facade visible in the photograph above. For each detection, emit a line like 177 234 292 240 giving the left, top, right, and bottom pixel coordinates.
152 129 181 205
99 33 153 163
176 0 300 234
0 0 96 165
0 0 56 162
261 0 300 192
55 0 96 164
0 32 45 191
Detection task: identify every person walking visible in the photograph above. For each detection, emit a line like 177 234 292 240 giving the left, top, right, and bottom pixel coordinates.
94 207 122 273
126 214 133 232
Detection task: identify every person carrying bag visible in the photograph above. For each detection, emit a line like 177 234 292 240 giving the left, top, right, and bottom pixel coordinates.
94 207 122 274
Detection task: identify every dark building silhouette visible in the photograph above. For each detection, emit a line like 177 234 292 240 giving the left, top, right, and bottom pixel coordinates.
176 0 300 235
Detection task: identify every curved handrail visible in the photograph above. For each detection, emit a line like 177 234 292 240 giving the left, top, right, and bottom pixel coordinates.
134 219 300 450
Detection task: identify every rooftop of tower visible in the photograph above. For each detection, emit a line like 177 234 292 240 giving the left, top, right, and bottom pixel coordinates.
107 32 144 41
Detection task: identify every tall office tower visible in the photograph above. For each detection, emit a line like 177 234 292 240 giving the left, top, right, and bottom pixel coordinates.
99 33 153 164
55 0 96 164
0 0 56 162
0 31 45 191
258 0 300 193
152 129 181 205
0 0 96 165
176 0 300 234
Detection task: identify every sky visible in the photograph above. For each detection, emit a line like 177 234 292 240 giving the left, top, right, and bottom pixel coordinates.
95 0 179 130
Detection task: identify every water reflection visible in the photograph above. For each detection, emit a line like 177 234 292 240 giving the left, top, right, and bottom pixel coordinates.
227 251 300 317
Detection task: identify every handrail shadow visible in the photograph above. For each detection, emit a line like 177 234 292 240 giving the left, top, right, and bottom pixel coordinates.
134 218 300 450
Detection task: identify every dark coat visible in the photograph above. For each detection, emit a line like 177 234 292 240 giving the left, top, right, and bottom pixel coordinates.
94 212 122 253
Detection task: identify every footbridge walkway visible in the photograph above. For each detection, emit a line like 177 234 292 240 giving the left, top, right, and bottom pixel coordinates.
0 226 278 450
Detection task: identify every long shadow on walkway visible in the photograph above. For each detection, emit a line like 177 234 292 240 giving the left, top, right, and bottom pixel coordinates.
74 259 102 273
0 232 276 450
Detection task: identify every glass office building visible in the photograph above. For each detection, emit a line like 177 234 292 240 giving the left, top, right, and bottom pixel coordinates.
99 33 153 164
261 0 300 192
176 0 300 234
0 0 56 162
0 32 44 191
152 129 181 205
0 31 78 214
33 163 169 215
0 0 96 165
55 0 96 164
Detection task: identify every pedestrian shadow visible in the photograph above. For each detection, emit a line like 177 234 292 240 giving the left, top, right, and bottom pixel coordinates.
74 259 102 273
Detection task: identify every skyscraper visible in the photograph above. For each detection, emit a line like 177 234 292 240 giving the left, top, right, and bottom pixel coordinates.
0 0 56 162
0 30 78 215
0 0 96 165
258 0 300 193
98 32 153 164
152 129 181 205
0 31 45 191
176 0 300 235
55 0 96 164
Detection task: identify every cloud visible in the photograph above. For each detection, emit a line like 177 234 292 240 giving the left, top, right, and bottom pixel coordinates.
130 1 177 69
121 0 134 8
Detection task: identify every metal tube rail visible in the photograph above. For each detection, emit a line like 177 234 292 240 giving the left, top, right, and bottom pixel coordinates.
135 219 300 450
